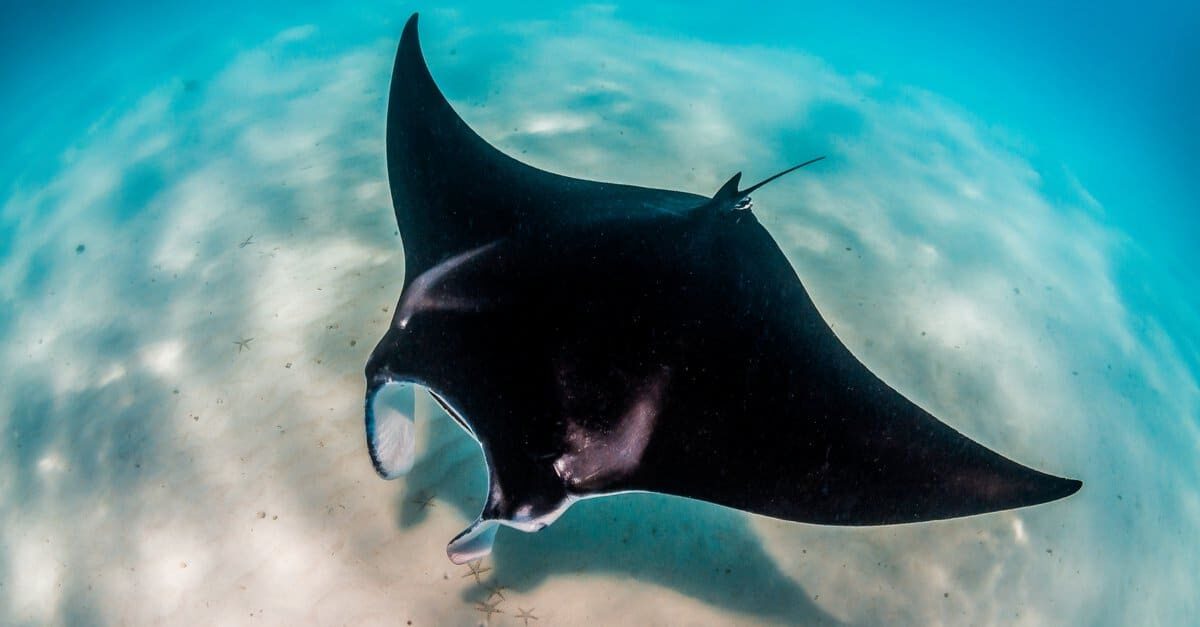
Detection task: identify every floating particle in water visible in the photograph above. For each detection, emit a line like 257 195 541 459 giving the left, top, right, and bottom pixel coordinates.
75 244 85 254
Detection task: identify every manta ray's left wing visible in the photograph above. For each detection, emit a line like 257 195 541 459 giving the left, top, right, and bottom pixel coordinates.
387 13 706 282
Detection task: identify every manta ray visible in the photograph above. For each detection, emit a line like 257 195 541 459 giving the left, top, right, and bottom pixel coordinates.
364 13 1081 564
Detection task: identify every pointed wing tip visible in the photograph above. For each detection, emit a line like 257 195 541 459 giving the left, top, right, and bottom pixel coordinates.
1018 472 1082 510
1054 476 1083 499
399 13 422 58
397 12 423 58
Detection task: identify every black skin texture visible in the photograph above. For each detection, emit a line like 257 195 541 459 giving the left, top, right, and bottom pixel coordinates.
366 13 1081 529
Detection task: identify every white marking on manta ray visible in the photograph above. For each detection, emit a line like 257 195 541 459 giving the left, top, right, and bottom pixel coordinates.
553 368 670 490
395 240 501 329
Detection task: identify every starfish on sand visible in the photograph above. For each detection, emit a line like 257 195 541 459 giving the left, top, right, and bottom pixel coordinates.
485 583 507 602
474 599 503 620
461 560 492 584
515 607 539 626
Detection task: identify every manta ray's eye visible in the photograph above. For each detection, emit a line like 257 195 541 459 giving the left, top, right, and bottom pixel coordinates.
734 197 753 211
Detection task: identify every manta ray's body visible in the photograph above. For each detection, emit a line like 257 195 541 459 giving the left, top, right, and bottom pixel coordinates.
365 14 1080 564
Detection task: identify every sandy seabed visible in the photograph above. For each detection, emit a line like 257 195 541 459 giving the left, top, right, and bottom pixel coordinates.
1 7 1196 626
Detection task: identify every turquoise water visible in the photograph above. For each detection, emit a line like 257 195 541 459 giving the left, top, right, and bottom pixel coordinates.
2 2 1196 625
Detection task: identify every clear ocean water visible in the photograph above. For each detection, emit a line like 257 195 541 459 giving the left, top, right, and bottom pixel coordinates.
2 1 1196 625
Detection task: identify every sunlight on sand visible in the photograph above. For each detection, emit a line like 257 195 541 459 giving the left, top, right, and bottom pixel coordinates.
0 6 1196 626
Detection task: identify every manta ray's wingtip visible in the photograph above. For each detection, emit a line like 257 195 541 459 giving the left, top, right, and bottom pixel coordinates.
1058 477 1084 498
398 13 422 59
1030 475 1082 510
1033 464 1083 500
999 467 1082 514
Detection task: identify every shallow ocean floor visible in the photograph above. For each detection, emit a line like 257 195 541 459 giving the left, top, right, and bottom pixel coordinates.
1 6 1197 626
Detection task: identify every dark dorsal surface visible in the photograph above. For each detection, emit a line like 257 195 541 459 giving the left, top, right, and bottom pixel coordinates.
366 13 1081 564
